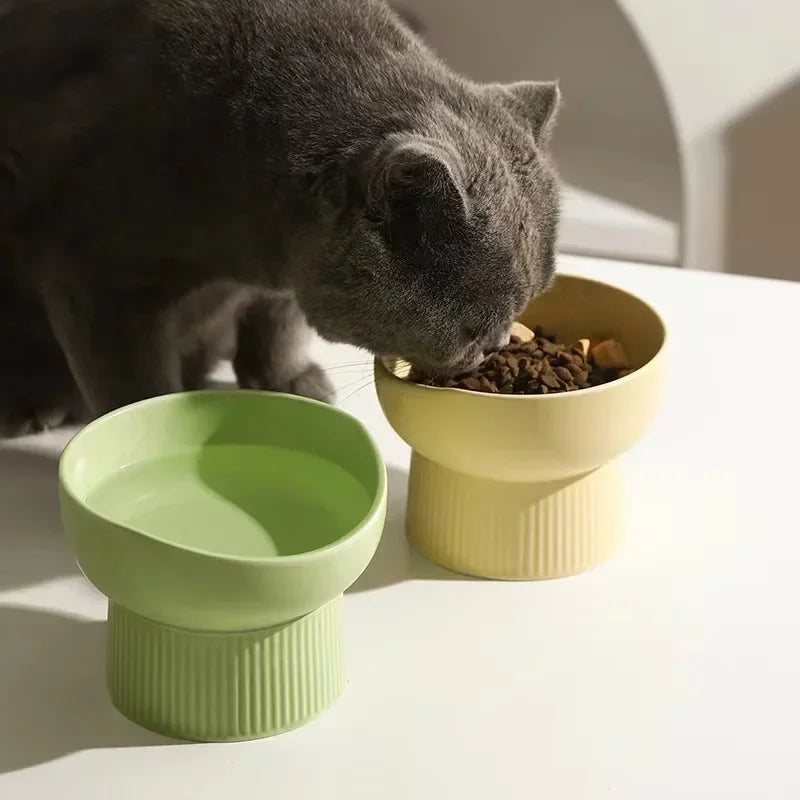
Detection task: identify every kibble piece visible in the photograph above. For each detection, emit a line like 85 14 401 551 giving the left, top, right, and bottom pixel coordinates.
557 350 575 366
590 339 629 369
510 321 535 343
576 339 591 358
565 362 582 377
541 371 561 390
460 377 482 391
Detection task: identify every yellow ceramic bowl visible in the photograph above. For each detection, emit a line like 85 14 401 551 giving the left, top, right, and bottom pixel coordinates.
375 274 667 579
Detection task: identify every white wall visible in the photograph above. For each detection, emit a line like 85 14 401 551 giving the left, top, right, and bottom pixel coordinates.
618 0 800 140
618 0 800 276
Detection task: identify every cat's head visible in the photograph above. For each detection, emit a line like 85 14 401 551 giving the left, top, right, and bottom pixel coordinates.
297 80 560 375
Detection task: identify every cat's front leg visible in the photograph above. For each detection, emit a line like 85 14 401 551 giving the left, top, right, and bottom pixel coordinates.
41 280 182 418
233 293 335 403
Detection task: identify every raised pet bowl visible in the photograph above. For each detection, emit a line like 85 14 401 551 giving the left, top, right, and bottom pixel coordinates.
59 390 386 741
375 274 666 580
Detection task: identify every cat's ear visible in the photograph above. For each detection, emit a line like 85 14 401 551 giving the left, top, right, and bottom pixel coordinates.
492 80 560 142
366 139 469 237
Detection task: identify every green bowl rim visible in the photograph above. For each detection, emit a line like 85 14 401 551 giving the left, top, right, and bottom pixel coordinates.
59 389 388 566
375 273 668 400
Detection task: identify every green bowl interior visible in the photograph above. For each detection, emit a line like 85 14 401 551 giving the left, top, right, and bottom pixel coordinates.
60 391 384 561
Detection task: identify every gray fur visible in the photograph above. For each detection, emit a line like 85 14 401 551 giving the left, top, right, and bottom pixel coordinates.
0 0 560 435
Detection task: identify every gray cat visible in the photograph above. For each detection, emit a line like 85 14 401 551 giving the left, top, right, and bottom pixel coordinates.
0 0 560 437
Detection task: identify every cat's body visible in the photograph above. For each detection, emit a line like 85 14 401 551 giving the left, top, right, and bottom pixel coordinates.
0 0 560 436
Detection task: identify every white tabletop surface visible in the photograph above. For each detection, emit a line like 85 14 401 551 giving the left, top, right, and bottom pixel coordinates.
2 254 799 799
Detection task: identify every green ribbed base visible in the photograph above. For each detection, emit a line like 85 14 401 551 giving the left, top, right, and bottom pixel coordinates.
107 596 346 742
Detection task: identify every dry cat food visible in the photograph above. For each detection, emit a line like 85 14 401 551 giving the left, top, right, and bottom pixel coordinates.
414 323 634 395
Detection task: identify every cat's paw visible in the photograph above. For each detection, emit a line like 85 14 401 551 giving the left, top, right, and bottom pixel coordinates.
0 400 80 438
0 375 85 438
282 363 336 403
238 363 336 403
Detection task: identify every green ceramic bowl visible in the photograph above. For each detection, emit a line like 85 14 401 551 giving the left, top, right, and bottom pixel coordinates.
59 390 387 742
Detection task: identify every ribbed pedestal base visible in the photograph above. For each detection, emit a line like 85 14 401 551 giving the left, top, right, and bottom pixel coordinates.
107 596 346 742
407 454 625 579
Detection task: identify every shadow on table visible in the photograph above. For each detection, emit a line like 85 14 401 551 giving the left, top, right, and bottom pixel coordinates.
0 446 79 591
347 466 472 593
0 605 172 774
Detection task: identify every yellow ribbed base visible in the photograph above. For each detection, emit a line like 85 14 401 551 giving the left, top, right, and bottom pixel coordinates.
407 454 625 579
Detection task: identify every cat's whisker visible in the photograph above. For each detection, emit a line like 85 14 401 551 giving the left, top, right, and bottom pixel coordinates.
325 367 374 376
328 372 374 386
334 377 376 406
324 364 375 374
322 373 373 402
324 364 375 375
325 359 375 369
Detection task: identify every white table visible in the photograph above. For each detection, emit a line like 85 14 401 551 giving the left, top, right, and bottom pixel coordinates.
2 254 799 799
